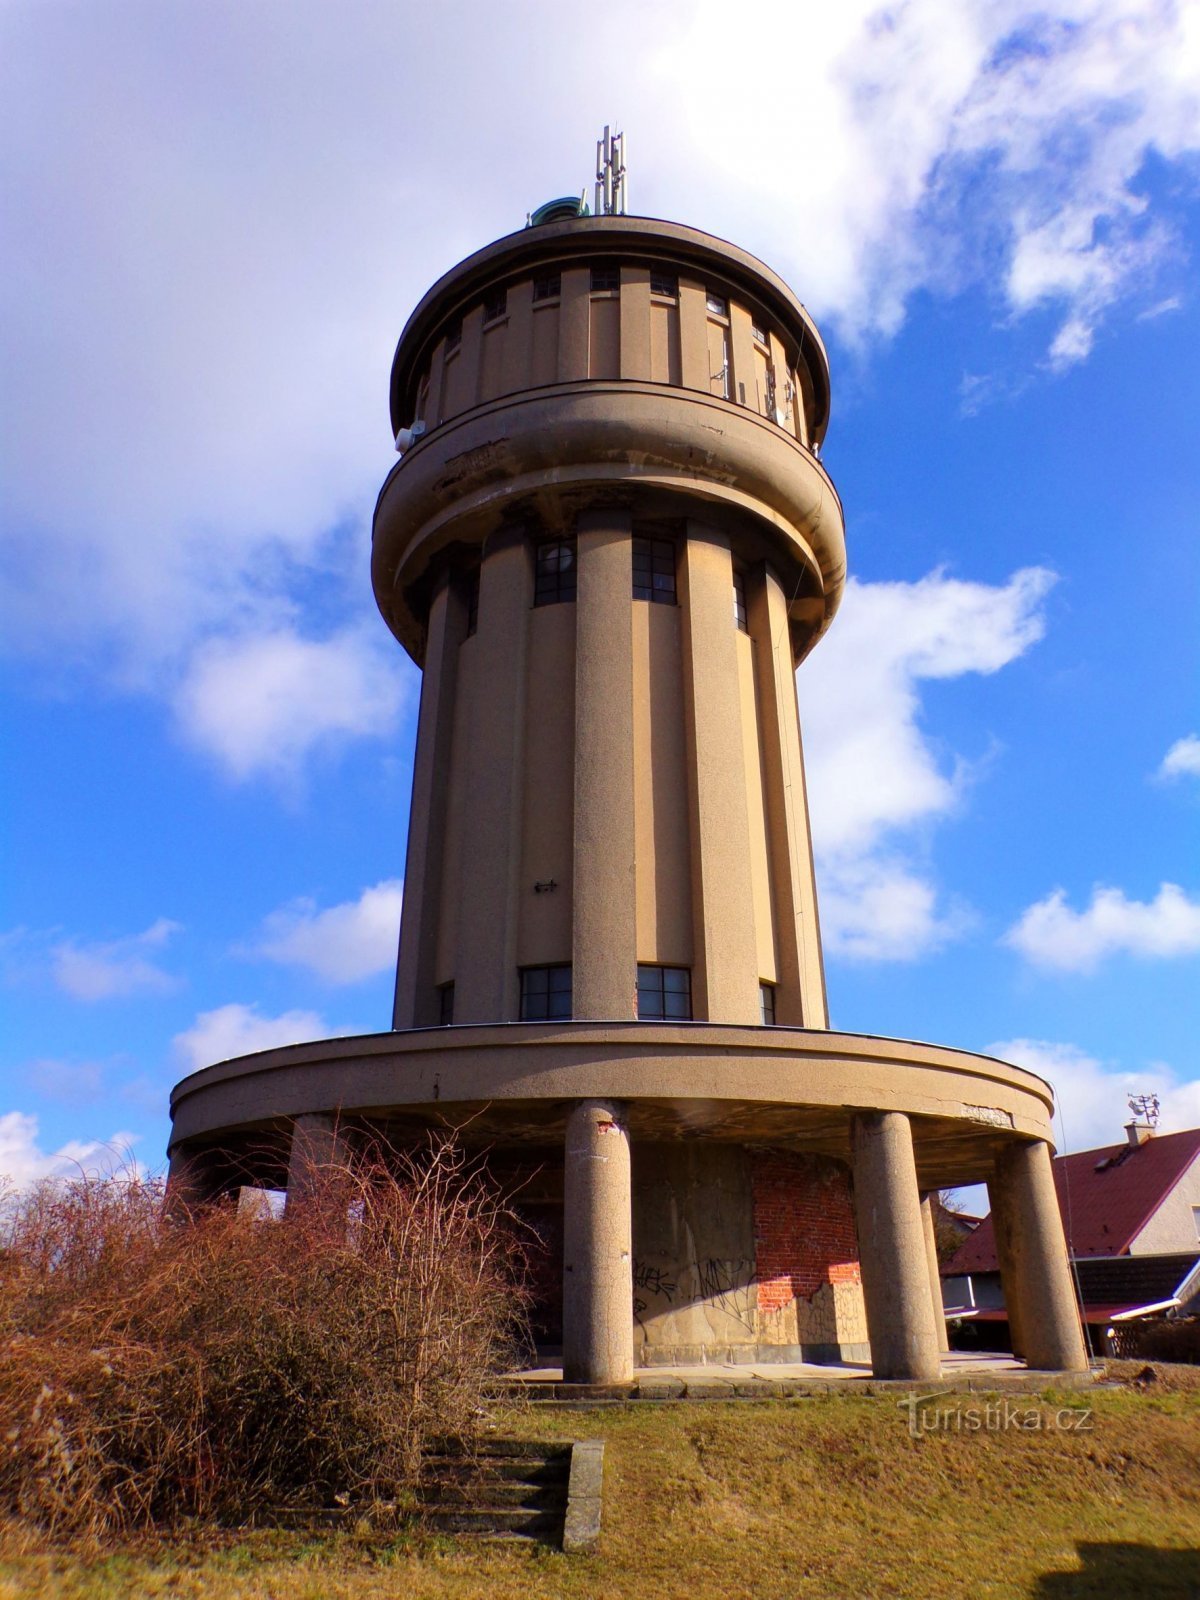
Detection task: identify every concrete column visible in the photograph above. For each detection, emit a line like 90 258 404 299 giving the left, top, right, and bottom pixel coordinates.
679 524 762 1024
393 568 470 1029
573 510 636 1019
920 1193 951 1353
455 525 531 1022
993 1140 1088 1372
987 1173 1027 1360
163 1144 224 1220
851 1111 941 1381
746 562 828 1027
285 1113 350 1210
562 1100 633 1384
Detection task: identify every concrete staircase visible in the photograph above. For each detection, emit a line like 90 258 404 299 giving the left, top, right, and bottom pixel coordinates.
418 1440 572 1542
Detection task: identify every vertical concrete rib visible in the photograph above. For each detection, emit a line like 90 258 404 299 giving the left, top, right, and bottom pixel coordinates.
454 525 531 1022
920 1192 951 1354
746 562 828 1026
679 523 761 1023
393 570 469 1029
851 1111 942 1380
573 510 636 1019
164 1144 223 1219
562 1099 634 1384
994 1140 1088 1372
285 1113 350 1210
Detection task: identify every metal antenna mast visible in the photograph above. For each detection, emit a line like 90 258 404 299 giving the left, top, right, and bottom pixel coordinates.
594 125 628 216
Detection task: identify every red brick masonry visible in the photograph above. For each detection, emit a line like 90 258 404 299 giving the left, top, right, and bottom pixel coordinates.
752 1151 861 1312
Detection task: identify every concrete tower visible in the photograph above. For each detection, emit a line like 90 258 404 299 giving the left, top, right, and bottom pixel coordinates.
168 194 1088 1385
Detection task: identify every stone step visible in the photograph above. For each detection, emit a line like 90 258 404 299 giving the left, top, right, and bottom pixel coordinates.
421 1506 564 1537
422 1455 570 1486
417 1479 568 1509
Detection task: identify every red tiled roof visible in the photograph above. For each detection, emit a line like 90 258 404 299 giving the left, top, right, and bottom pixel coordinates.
943 1128 1200 1274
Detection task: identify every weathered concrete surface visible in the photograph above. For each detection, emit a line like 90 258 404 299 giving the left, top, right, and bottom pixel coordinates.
920 1192 951 1354
994 1139 1089 1373
562 1439 604 1554
852 1111 941 1381
563 1100 634 1384
285 1112 350 1209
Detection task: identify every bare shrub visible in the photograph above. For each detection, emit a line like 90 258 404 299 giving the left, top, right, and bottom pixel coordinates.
0 1137 529 1539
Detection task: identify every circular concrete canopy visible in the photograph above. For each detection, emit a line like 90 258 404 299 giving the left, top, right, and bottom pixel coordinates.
169 1023 1055 1190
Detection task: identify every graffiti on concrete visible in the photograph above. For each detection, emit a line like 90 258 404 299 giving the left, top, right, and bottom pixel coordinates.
632 1260 678 1302
631 1255 758 1331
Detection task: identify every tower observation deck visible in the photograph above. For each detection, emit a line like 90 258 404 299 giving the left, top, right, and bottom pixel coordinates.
167 196 1087 1385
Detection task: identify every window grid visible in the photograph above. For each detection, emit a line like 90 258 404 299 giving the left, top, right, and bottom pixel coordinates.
520 965 573 1021
733 569 748 631
705 290 729 318
650 269 678 298
632 536 677 604
533 272 561 303
483 287 507 323
759 982 776 1026
438 983 455 1026
590 263 620 293
443 316 462 354
637 964 692 1021
751 317 769 346
534 539 577 606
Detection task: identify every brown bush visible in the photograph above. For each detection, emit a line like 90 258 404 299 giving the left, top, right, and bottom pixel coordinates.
0 1137 529 1539
1108 1316 1200 1364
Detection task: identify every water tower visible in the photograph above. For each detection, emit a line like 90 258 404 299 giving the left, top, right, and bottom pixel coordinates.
168 138 1087 1384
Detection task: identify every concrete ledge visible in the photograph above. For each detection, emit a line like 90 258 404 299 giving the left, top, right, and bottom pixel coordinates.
637 1341 871 1367
561 1439 604 1554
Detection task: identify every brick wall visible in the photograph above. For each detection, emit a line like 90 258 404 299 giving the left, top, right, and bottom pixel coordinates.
752 1150 861 1313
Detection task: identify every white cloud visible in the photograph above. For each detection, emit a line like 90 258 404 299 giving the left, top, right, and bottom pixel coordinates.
0 1111 141 1188
1004 882 1200 972
990 1038 1200 1154
1160 734 1200 781
173 627 404 782
50 917 181 1001
800 567 1055 960
251 879 403 983
172 1003 333 1074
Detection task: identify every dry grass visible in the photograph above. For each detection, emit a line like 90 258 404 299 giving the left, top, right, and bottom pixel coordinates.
0 1139 529 1541
3 1367 1198 1598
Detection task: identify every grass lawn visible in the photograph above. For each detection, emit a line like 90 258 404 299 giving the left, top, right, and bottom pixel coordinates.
3 1365 1198 1599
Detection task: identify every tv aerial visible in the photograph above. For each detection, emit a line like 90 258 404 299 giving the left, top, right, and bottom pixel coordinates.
595 125 628 216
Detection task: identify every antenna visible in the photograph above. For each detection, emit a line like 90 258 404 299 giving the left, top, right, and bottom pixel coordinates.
1127 1093 1160 1128
594 125 628 216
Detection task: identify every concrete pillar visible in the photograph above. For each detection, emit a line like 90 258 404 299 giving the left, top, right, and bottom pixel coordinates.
987 1173 1027 1360
393 567 470 1029
920 1193 951 1354
163 1144 223 1220
851 1111 941 1381
562 1100 633 1384
455 524 531 1023
746 562 828 1027
573 511 636 1019
285 1113 350 1210
993 1140 1088 1372
679 523 761 1024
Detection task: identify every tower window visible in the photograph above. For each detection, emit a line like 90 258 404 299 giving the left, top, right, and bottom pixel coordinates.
465 568 480 636
751 317 769 346
590 263 620 293
438 982 455 1025
520 965 572 1021
759 981 776 1026
632 536 677 604
705 290 728 319
443 316 462 354
650 269 678 298
733 569 748 631
483 287 507 323
534 538 577 605
637 965 692 1021
533 272 561 303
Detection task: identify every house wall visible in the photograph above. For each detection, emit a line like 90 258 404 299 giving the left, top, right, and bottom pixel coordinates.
1130 1151 1200 1254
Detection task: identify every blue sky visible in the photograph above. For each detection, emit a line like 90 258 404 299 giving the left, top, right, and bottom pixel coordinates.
2 0 1198 1188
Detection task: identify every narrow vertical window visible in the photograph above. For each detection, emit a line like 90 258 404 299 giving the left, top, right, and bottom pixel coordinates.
534 539 577 605
632 536 676 604
483 286 507 323
532 272 561 303
438 983 455 1025
443 315 462 354
590 262 620 293
759 982 776 1026
465 568 480 636
733 569 748 631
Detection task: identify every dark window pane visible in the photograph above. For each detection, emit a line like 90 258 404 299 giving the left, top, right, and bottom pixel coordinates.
535 539 577 606
650 269 678 298
533 272 561 302
444 316 462 353
521 965 572 1021
484 287 507 322
591 263 620 293
438 983 455 1025
733 570 747 631
759 982 775 1025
